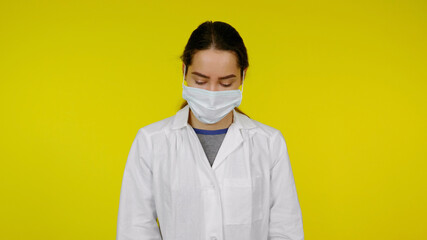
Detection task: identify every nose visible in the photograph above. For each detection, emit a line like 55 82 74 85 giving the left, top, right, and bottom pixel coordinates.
207 83 219 91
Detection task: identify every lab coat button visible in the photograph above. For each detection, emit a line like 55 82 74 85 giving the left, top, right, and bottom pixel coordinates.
210 237 217 240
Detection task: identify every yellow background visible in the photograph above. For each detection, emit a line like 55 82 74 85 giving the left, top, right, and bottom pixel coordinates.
1 0 426 239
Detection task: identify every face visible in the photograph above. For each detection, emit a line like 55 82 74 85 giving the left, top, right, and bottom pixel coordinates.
183 48 246 91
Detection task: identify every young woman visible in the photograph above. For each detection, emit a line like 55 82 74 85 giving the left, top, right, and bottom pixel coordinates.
117 21 304 240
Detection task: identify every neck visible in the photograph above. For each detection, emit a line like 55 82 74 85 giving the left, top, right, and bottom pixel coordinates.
188 109 233 130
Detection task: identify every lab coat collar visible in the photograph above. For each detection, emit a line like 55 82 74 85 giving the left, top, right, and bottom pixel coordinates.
171 104 256 130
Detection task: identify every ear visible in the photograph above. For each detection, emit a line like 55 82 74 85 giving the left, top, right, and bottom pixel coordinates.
241 67 248 84
243 67 248 76
182 63 186 74
182 63 186 81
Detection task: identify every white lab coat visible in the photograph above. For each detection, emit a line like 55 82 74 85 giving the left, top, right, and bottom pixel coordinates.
117 105 304 240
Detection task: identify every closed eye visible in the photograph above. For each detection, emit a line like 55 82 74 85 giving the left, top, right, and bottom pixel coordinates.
195 81 232 87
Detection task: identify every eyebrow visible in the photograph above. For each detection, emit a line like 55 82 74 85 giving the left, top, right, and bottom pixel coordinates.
191 71 236 80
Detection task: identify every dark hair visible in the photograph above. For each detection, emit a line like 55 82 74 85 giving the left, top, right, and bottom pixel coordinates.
179 20 250 118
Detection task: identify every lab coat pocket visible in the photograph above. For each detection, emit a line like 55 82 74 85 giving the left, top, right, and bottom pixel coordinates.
222 178 261 225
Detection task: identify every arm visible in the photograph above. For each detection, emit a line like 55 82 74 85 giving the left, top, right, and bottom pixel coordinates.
268 130 304 240
116 129 162 240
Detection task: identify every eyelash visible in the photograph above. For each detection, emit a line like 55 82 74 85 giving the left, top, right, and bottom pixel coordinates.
195 81 232 87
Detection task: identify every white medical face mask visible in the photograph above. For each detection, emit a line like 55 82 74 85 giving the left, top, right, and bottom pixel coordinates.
182 65 245 124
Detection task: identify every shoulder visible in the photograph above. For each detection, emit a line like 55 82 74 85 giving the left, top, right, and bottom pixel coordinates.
250 118 281 136
244 116 288 159
243 115 283 140
135 114 175 140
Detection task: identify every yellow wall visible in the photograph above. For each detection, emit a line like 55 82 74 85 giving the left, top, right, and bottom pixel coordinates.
1 0 426 239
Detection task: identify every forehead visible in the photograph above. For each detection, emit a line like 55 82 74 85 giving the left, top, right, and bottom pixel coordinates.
191 49 239 73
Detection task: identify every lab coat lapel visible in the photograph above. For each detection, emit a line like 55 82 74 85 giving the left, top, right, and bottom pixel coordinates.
171 105 256 171
211 123 242 170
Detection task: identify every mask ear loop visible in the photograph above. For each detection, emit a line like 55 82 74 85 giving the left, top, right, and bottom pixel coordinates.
182 64 186 86
241 70 245 94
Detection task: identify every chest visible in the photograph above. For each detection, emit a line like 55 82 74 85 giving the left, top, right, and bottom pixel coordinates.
151 128 273 226
154 128 271 182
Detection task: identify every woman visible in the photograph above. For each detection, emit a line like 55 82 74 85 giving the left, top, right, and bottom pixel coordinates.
117 21 304 240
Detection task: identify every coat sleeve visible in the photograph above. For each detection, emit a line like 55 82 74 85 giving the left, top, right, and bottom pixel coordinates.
268 130 304 240
116 128 162 240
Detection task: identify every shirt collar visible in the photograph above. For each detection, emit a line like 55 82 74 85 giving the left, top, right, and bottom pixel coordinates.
171 104 256 130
